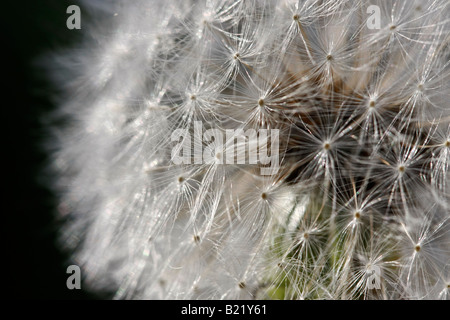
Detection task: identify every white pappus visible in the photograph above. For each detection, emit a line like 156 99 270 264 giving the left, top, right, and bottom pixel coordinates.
49 0 450 299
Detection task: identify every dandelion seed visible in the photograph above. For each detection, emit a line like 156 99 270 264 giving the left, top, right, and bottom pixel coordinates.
258 99 265 107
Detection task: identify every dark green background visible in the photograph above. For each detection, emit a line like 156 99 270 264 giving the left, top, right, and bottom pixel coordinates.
3 1 102 299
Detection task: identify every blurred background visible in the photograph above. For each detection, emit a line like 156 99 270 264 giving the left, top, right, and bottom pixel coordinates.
3 0 100 299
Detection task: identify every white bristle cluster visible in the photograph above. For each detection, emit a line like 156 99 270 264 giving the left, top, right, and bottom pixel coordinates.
51 0 450 299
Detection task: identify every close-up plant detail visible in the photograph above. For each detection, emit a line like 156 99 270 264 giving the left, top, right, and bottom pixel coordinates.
49 0 450 299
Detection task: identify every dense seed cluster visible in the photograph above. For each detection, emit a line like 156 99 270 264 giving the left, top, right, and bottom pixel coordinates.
51 0 449 299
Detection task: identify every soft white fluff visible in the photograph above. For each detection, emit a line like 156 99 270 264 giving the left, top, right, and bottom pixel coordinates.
50 0 450 299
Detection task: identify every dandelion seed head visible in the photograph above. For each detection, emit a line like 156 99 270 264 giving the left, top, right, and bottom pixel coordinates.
48 0 450 300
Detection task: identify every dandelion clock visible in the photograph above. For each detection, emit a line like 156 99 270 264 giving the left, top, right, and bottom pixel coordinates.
49 0 450 299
